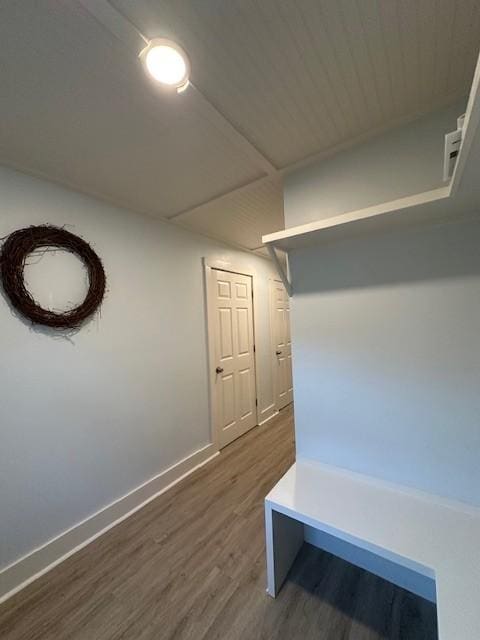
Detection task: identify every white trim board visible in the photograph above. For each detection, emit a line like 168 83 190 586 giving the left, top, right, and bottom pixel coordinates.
258 407 278 426
0 443 218 604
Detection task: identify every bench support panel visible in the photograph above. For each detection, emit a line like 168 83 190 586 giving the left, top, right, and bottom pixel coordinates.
265 502 304 597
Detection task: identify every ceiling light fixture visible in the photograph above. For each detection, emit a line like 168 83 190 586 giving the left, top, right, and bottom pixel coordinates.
140 38 191 93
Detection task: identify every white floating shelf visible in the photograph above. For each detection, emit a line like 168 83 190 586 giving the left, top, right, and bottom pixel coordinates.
263 54 480 256
263 186 452 251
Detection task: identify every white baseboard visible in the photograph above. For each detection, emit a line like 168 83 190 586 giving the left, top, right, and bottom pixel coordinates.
0 443 219 604
259 405 278 426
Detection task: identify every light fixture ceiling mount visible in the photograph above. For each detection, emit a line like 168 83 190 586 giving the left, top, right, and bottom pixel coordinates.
139 38 191 93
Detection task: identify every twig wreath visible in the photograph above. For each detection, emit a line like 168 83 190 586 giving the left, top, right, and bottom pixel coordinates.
0 225 106 329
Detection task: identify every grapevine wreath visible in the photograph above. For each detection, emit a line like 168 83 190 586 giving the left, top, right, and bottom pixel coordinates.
0 225 106 329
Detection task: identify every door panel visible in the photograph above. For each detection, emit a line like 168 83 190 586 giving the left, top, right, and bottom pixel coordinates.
238 368 254 419
271 280 293 410
219 308 233 360
211 269 257 448
235 282 248 298
217 279 231 298
220 373 236 429
236 307 250 355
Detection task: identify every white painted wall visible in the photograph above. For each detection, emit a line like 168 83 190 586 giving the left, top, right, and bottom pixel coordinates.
285 104 480 508
284 100 466 228
0 166 277 579
290 219 480 507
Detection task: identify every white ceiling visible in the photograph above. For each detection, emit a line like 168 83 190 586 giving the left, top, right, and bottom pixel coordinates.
0 1 479 252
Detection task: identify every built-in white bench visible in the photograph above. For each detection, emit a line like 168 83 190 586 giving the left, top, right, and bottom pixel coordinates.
265 459 480 640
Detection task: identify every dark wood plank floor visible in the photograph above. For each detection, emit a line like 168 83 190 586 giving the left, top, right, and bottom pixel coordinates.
0 407 437 639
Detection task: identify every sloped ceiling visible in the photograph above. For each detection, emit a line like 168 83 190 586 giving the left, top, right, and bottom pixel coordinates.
0 0 479 252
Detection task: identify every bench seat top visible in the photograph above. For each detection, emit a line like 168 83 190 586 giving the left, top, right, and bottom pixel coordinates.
265 459 480 640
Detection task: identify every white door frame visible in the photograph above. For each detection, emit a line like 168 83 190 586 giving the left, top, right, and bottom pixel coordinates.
203 258 260 449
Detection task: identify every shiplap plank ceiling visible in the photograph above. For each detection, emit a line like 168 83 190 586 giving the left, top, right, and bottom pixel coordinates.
1 1 480 252
174 175 284 251
0 1 264 218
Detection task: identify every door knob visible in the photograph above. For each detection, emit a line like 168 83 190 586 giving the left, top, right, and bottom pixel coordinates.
216 366 224 374
276 350 282 355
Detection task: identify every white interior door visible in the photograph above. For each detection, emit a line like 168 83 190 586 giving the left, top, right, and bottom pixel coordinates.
211 269 257 448
270 280 293 410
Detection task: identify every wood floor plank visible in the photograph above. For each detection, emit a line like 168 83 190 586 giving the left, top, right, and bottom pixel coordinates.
0 407 437 639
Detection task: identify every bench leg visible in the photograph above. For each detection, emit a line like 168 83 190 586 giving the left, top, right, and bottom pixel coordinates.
265 502 304 597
